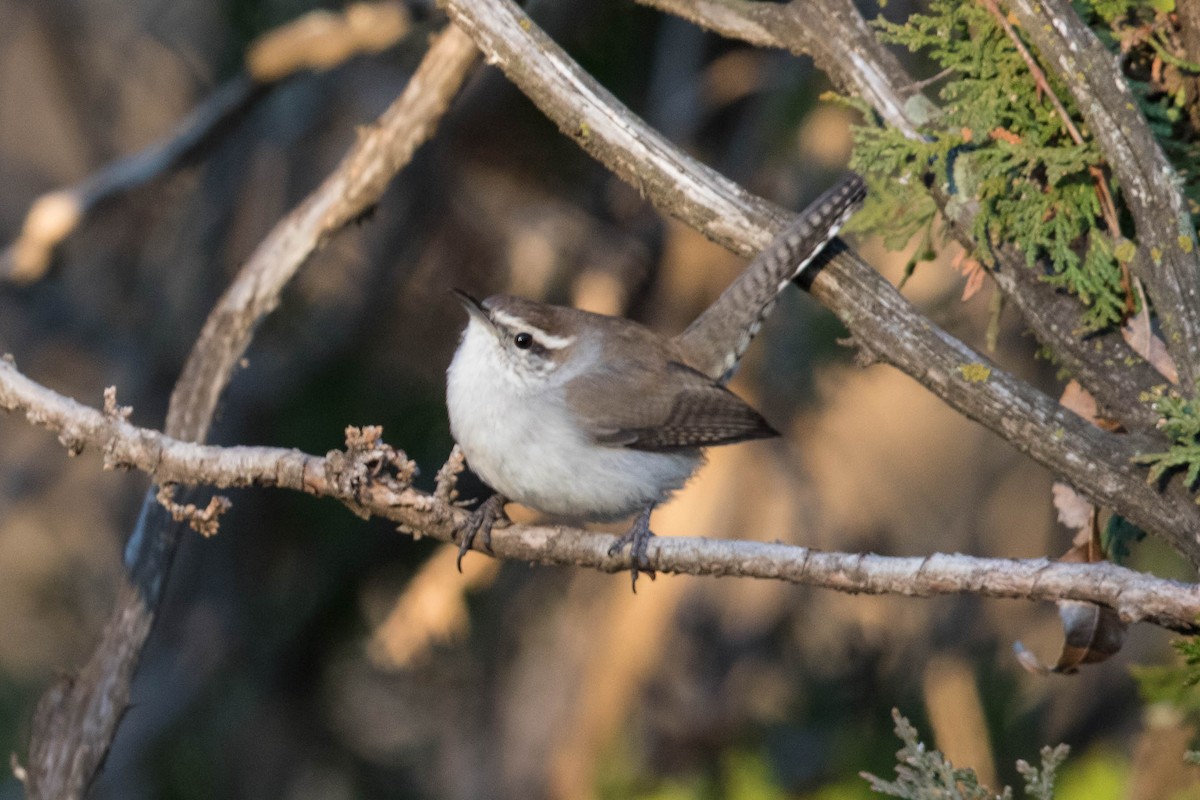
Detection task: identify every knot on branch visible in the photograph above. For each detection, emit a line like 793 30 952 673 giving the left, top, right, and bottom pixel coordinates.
102 386 132 422
57 433 86 457
324 425 417 511
97 386 137 469
838 335 883 367
156 484 232 537
434 444 467 506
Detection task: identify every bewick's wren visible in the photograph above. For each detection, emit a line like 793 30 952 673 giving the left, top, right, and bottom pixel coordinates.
446 174 866 587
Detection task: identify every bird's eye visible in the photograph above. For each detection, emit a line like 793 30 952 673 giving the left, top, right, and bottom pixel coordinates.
514 332 534 350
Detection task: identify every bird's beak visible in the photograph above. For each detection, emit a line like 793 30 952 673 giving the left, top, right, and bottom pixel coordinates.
451 288 492 327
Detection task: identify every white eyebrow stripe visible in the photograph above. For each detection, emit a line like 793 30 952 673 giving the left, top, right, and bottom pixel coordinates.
490 310 577 350
489 310 527 330
535 331 576 349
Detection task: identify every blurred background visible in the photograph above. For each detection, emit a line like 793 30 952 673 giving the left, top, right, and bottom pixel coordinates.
0 0 1196 797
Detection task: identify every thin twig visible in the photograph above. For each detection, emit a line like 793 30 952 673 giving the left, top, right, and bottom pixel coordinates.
911 67 956 91
1 354 1197 633
1148 31 1200 74
1 1 413 285
1 77 261 283
981 0 1082 143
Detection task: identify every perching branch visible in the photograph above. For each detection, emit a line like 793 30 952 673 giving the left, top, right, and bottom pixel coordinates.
20 25 480 800
436 0 1200 566
1 1 413 284
2 355 1198 634
0 358 325 491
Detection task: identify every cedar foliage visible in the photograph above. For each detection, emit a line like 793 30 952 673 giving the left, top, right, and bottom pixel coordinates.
848 0 1200 494
863 710 1068 800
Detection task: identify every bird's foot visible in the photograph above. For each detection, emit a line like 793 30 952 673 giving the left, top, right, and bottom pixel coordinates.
454 493 507 572
607 505 656 592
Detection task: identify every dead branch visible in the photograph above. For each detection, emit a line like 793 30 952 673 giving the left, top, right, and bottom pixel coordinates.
637 0 936 136
1 1 413 284
154 486 233 538
2 354 1198 633
12 2 1200 791
1 77 260 284
245 1 411 81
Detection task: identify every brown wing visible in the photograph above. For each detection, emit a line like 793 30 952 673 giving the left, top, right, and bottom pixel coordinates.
567 359 778 452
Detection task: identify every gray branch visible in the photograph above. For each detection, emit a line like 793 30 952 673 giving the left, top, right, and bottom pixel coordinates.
13 3 1200 792
2 355 1197 634
638 0 938 135
639 0 1167 434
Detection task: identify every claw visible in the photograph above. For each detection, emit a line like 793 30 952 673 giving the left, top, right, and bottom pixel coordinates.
607 504 656 592
455 493 507 572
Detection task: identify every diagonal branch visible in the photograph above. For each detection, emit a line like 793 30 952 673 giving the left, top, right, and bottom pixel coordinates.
20 25 480 800
638 0 937 136
164 26 478 444
435 0 821 255
2 355 1198 634
936 197 1164 432
1 1 413 284
805 242 1200 562
1 77 263 283
639 0 1166 434
437 0 1200 565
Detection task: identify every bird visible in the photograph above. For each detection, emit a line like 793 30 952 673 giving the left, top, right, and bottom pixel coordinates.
445 174 866 588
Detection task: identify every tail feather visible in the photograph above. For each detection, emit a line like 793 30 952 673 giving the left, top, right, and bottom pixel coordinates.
675 173 866 383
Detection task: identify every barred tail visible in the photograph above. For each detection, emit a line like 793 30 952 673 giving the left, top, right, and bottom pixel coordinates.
676 173 866 383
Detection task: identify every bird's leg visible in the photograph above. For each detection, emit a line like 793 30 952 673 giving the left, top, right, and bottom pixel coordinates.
454 493 508 572
607 503 656 591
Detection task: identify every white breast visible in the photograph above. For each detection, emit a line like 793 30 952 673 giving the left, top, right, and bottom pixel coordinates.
446 320 701 520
